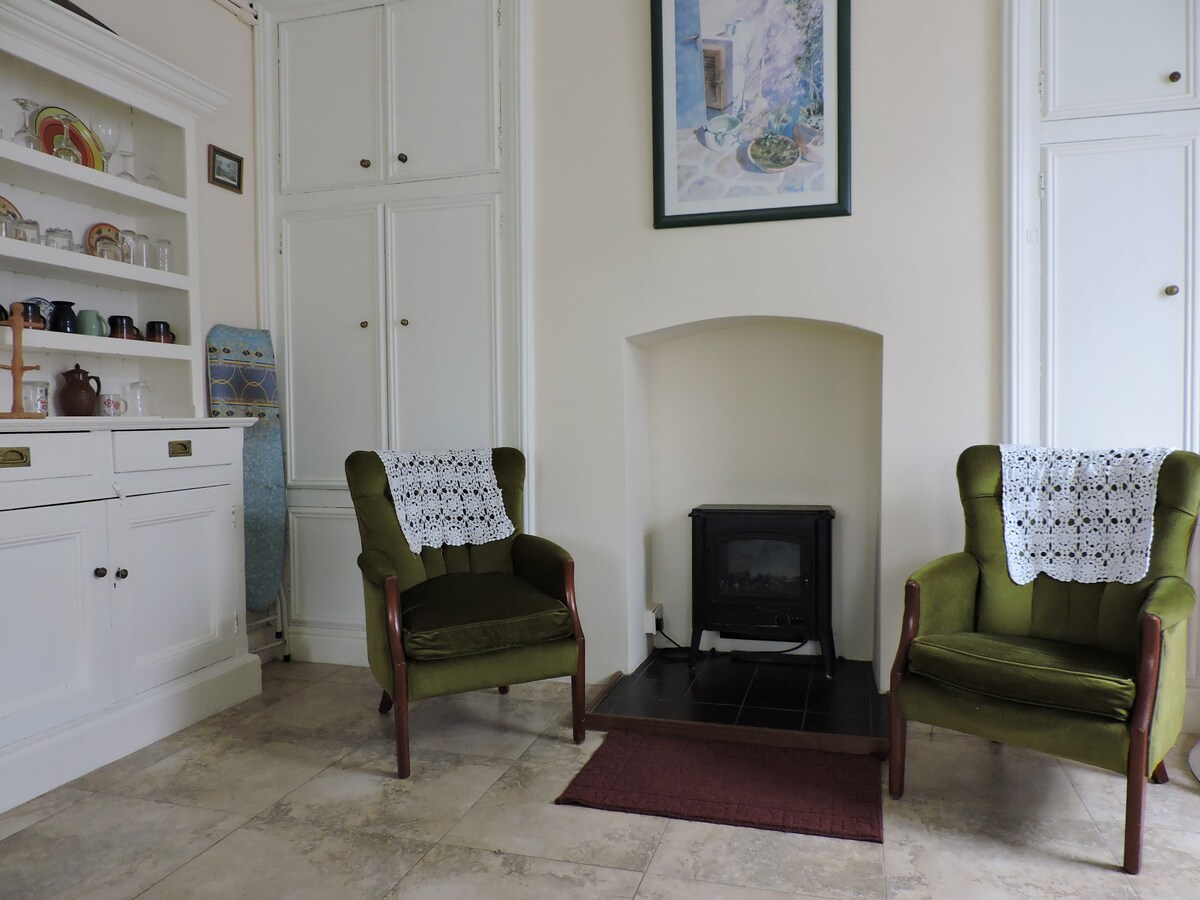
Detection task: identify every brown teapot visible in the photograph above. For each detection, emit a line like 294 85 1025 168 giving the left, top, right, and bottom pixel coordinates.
59 364 101 416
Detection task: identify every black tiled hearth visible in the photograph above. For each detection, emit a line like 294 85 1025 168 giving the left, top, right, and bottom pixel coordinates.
590 651 888 743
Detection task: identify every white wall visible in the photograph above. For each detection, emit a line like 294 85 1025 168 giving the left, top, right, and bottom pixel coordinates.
530 0 1004 680
639 318 882 662
89 0 259 333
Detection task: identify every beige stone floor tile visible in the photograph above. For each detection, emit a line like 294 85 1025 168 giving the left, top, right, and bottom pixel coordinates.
406 689 572 760
66 718 223 793
241 679 394 744
1061 753 1200 832
325 663 383 687
0 793 244 900
636 873 815 899
139 816 431 900
884 798 1134 899
442 733 668 871
895 730 1094 822
1095 821 1200 900
263 738 509 843
103 730 344 817
647 819 884 898
201 671 314 723
260 659 343 681
386 844 643 899
0 786 92 842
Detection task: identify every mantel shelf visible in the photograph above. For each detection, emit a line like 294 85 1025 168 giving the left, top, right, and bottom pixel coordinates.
0 141 187 216
0 238 190 293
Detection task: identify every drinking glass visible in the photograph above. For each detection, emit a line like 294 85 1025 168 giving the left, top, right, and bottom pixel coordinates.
15 218 40 244
114 150 137 182
90 117 122 173
134 233 154 267
45 227 72 251
94 237 121 261
125 381 153 417
0 213 19 240
141 164 165 191
48 115 81 164
118 229 137 263
155 239 173 272
11 98 41 151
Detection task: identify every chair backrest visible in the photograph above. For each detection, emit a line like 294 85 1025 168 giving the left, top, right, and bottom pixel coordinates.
957 445 1200 655
345 447 525 579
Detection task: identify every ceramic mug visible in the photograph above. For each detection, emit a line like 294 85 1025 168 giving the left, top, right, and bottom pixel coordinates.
78 309 109 336
108 314 136 340
99 393 127 417
145 320 175 343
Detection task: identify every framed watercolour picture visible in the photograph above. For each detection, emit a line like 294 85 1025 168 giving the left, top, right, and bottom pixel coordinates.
208 144 243 194
652 0 850 228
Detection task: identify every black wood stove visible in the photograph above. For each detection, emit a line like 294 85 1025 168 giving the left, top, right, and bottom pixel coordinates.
689 504 836 677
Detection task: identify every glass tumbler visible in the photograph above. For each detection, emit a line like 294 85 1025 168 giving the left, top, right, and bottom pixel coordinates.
45 227 73 251
155 239 172 272
15 218 40 244
134 233 153 267
118 229 136 263
125 381 153 417
21 380 49 415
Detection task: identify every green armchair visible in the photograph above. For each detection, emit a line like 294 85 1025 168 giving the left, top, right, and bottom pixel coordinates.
345 447 585 778
889 445 1200 875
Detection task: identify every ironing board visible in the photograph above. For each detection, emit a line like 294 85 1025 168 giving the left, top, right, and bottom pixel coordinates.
206 325 285 614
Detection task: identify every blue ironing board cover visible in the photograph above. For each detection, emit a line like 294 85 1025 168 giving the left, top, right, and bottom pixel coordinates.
207 325 285 613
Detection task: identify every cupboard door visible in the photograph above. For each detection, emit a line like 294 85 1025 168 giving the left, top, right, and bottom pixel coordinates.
0 502 111 747
388 0 500 182
287 507 366 637
1043 0 1197 118
387 196 498 449
283 205 387 486
109 487 239 700
1044 137 1194 448
280 5 385 193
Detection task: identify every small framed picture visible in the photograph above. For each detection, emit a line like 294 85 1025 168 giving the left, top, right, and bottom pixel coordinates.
207 144 243 194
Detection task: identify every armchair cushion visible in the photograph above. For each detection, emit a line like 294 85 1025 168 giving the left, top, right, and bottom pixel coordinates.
909 632 1136 721
401 572 573 660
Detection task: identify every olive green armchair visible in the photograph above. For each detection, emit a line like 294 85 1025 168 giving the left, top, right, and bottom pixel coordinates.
889 445 1200 875
345 448 585 778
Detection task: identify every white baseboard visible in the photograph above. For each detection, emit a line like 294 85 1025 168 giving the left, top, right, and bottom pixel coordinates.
287 625 369 666
0 653 261 815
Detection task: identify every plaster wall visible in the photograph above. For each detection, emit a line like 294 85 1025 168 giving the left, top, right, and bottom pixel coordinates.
530 0 1004 680
88 0 259 333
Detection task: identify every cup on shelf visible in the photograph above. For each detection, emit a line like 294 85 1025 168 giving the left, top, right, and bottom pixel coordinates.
94 238 121 261
155 239 172 272
13 301 46 328
145 320 175 343
134 233 153 267
15 218 40 243
107 314 136 340
118 229 136 264
99 393 127 417
77 309 109 336
0 213 20 240
125 381 153 417
45 227 73 251
21 380 49 416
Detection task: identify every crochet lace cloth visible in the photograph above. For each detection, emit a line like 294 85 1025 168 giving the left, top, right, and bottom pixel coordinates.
378 449 515 555
999 445 1172 585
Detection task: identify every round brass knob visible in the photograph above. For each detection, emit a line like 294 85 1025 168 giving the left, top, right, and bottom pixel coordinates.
400 318 409 326
397 152 409 163
1169 71 1182 83
360 321 369 328
93 567 108 578
359 159 371 168
1166 285 1180 296
116 568 129 580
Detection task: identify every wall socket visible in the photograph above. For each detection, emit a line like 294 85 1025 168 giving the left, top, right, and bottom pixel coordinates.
643 603 664 635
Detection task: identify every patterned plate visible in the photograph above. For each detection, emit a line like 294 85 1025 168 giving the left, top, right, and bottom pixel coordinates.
35 106 103 170
0 195 20 220
86 222 120 256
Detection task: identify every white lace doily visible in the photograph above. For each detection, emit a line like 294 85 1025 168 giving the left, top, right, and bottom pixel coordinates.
378 449 515 555
999 445 1171 585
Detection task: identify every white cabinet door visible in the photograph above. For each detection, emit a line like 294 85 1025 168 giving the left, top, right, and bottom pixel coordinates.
0 503 111 748
387 0 500 182
387 195 498 450
287 507 366 633
1044 0 1198 118
283 205 387 486
1044 137 1194 448
279 5 385 193
109 487 239 700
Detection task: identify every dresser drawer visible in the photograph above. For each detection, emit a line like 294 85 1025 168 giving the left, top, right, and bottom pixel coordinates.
0 432 108 484
112 429 239 473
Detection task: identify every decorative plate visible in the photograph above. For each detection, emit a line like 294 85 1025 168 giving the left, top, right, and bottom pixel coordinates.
86 222 120 256
0 195 20 220
748 134 800 172
35 107 103 170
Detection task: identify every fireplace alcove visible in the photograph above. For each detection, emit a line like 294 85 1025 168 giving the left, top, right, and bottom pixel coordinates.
595 317 885 747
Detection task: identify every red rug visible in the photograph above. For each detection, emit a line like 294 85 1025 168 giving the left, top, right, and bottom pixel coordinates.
555 730 882 842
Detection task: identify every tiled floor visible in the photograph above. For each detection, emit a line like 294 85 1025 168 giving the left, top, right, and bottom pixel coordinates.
592 652 888 738
2 660 1199 898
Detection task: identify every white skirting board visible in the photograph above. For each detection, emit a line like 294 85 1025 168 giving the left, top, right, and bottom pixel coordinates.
286 625 369 667
0 653 261 815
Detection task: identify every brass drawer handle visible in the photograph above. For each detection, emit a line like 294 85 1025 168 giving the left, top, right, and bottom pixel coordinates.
168 440 193 458
0 447 31 468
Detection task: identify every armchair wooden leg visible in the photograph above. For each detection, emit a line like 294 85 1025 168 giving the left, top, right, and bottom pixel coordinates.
393 665 411 779
378 691 393 715
497 685 510 695
1151 761 1169 785
1124 764 1146 875
571 639 587 745
888 694 906 799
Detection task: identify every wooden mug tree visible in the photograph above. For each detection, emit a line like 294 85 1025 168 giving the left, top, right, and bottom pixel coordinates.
1 302 48 419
